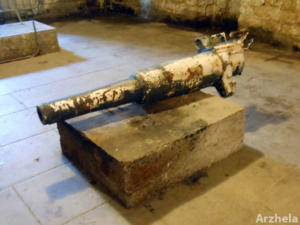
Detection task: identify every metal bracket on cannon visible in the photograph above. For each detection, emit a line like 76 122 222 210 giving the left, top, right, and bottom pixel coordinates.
195 30 253 97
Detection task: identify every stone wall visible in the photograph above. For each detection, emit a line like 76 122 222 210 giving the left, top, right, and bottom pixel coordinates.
1 0 299 49
44 0 86 18
39 0 88 19
239 0 300 49
0 0 95 20
112 0 300 49
111 0 240 21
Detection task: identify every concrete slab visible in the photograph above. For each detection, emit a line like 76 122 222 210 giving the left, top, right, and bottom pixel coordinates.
0 108 55 146
0 130 66 190
58 91 245 207
0 21 59 62
0 94 25 116
14 164 107 225
0 188 40 225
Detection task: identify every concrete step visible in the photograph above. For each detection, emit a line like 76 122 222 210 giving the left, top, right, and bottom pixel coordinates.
0 20 59 62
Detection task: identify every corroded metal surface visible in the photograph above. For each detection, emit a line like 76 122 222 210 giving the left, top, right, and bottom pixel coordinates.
37 30 250 125
37 79 140 125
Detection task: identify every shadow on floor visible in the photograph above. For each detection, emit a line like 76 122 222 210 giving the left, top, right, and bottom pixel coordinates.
0 48 85 79
250 42 300 61
245 105 290 132
64 144 262 225
45 174 90 200
105 145 263 225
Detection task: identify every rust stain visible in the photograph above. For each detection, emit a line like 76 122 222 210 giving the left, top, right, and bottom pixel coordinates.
162 70 174 83
187 64 203 80
101 89 110 102
37 31 248 125
212 58 221 68
112 90 118 101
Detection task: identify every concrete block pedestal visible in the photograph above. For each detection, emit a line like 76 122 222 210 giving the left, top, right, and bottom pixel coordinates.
0 20 59 62
58 91 245 207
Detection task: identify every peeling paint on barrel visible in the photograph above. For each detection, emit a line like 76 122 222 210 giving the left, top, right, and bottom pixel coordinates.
37 35 247 125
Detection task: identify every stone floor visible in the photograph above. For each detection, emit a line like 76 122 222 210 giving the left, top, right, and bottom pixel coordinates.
0 15 300 225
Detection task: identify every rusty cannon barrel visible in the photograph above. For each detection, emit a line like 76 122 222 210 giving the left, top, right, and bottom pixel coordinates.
37 30 251 125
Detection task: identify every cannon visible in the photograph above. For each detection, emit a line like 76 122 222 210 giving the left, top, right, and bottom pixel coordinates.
37 30 252 125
